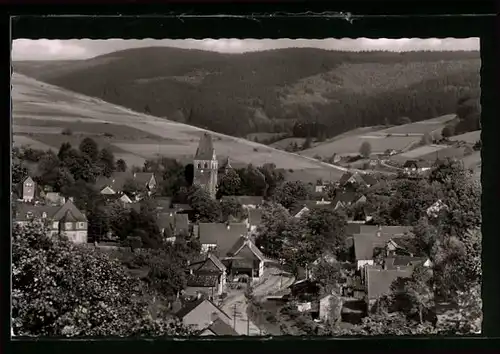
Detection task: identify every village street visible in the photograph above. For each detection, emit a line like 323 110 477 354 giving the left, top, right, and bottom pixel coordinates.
221 267 295 336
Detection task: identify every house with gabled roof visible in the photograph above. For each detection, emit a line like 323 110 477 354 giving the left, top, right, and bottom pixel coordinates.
199 317 239 336
198 222 248 255
175 294 233 332
225 236 266 279
337 172 377 189
332 191 366 210
291 200 324 218
21 176 36 202
14 198 88 243
186 253 227 297
426 199 449 218
96 171 158 197
353 227 415 271
384 256 431 271
44 192 66 206
365 266 413 312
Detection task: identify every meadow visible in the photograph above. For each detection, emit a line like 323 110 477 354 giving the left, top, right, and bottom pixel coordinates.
449 130 481 144
12 73 345 181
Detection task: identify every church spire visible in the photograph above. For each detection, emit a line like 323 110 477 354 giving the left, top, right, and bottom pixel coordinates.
195 133 215 160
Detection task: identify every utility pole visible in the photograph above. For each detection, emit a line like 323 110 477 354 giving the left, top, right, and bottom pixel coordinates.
233 303 237 330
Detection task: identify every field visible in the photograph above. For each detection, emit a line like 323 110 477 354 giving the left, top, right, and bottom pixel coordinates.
270 138 307 150
449 130 481 144
299 114 459 159
377 114 457 136
12 73 346 181
300 135 419 158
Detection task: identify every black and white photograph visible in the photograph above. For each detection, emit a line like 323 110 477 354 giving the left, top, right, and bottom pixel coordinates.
11 36 481 337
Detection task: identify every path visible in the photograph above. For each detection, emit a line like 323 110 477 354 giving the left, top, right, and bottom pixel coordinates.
221 268 295 336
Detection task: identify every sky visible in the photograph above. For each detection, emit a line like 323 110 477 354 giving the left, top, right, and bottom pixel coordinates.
11 38 480 61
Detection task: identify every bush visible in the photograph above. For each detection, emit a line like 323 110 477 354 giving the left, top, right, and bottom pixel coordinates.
253 147 259 152
61 128 73 135
103 132 114 137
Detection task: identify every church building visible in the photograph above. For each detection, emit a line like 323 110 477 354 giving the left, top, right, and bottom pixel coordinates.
193 133 219 199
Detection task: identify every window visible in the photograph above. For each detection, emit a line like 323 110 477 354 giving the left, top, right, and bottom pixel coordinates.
25 182 32 187
65 222 73 230
204 163 208 169
198 163 201 169
78 222 85 229
42 212 47 218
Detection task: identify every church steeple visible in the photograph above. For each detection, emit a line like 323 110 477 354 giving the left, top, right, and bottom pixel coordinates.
193 133 218 199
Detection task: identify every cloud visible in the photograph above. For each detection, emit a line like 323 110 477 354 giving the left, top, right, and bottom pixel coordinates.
11 38 480 61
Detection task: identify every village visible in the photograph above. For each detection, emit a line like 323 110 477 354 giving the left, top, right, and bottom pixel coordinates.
12 131 481 336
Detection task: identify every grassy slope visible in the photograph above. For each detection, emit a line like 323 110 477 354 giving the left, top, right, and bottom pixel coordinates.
12 72 346 181
13 47 480 138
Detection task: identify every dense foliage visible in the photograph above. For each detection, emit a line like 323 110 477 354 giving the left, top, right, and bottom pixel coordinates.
12 223 194 337
14 48 480 139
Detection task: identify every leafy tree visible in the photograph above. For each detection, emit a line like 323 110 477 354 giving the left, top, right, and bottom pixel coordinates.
12 161 29 185
302 136 312 150
60 179 102 213
237 164 267 196
79 137 99 161
97 148 116 177
274 180 310 210
389 265 435 324
116 158 128 172
187 186 221 223
128 207 164 249
311 259 342 295
398 117 412 125
220 196 246 222
216 168 242 198
57 142 73 161
441 125 455 138
12 223 193 337
52 167 76 193
19 147 47 162
359 141 372 158
123 178 146 197
87 206 111 243
36 152 62 188
258 163 285 198
305 206 348 258
61 148 98 183
255 203 292 259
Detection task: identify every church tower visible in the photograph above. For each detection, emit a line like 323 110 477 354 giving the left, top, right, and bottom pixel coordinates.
193 133 218 199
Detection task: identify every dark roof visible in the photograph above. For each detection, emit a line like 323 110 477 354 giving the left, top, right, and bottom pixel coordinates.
175 297 205 319
51 199 87 222
153 197 173 211
173 204 193 212
248 208 263 226
189 253 226 273
198 223 248 256
353 233 398 261
366 268 412 300
157 212 190 233
95 172 132 191
60 209 78 222
15 203 60 221
359 225 412 235
202 318 238 336
360 173 378 186
290 200 324 216
175 297 231 321
187 274 219 287
221 195 264 206
385 256 427 269
232 258 255 269
226 237 265 261
346 222 363 235
338 172 354 186
332 191 359 206
219 157 232 170
195 133 215 160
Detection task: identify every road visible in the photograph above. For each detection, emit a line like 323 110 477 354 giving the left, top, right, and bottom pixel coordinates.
221 268 295 336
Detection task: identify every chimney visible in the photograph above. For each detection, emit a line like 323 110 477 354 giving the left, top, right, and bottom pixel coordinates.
226 224 230 230
169 212 173 217
133 173 137 178
376 230 381 238
196 292 202 300
68 197 74 203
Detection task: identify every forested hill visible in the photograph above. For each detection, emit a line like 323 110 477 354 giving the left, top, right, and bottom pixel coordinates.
13 47 480 139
